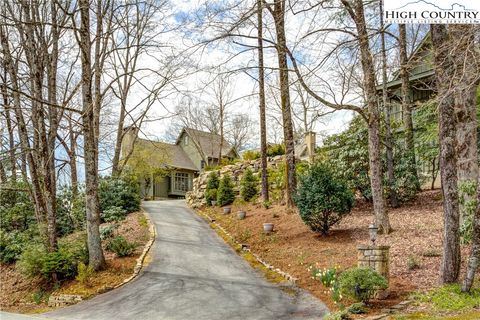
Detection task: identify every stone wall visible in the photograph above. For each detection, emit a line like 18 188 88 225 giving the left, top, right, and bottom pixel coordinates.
186 156 284 208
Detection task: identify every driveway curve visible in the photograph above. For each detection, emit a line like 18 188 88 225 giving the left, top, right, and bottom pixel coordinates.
45 200 328 320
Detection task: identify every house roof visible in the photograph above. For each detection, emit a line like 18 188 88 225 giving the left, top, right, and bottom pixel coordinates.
377 34 434 91
177 128 238 159
136 138 198 171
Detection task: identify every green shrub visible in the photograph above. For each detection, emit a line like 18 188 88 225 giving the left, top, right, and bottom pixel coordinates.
407 255 420 270
347 302 367 314
99 175 141 213
17 237 88 280
324 310 350 320
240 168 258 201
267 144 285 157
217 174 235 206
205 189 217 206
56 186 86 236
205 171 220 205
76 262 95 286
31 289 49 305
100 225 117 240
0 228 40 263
0 181 35 233
242 150 260 160
338 267 388 302
459 181 478 244
106 236 136 257
101 206 127 223
294 163 354 235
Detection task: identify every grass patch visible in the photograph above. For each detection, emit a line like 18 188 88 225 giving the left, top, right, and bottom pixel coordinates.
412 284 480 311
137 214 148 228
394 310 480 320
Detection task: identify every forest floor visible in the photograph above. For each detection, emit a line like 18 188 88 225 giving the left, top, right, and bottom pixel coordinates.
0 211 151 314
198 190 478 317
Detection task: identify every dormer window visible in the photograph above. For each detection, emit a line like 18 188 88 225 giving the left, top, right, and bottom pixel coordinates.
185 135 189 146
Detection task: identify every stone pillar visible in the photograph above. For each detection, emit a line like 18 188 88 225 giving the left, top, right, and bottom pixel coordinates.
357 245 390 299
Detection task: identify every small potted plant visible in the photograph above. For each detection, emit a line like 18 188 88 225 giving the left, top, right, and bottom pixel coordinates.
211 200 217 206
223 207 231 214
263 223 274 233
237 210 246 220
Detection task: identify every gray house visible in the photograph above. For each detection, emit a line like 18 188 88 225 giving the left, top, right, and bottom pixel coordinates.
121 127 238 199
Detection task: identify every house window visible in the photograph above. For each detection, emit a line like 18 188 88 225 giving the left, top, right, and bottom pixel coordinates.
174 172 189 192
184 135 189 146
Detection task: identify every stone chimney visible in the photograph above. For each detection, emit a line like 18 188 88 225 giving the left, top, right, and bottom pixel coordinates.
305 131 316 161
121 126 139 159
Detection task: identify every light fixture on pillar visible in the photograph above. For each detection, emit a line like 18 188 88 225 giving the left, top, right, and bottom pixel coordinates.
368 224 378 246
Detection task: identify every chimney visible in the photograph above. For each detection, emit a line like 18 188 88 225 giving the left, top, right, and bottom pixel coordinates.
121 126 139 159
305 131 316 161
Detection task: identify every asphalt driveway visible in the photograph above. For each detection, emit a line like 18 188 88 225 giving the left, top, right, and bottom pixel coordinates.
39 200 328 320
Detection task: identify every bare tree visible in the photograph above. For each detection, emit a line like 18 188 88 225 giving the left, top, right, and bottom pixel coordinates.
257 0 269 202
431 24 460 284
263 0 297 208
399 23 420 191
288 0 391 232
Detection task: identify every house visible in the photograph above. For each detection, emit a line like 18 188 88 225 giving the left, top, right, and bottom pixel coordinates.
121 127 238 199
377 35 435 122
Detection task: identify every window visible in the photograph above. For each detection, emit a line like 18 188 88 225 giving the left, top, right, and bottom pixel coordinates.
174 172 189 192
184 135 189 146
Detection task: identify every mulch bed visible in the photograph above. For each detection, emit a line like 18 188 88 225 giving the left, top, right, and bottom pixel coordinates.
200 190 475 313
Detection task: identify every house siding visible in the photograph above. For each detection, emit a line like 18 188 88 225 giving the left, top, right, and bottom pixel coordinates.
178 131 203 171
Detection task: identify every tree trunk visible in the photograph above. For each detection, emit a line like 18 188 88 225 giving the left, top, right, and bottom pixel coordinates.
431 24 460 284
399 24 420 191
111 105 126 177
257 0 269 202
79 0 106 271
380 1 397 208
273 0 296 207
350 0 390 233
450 25 479 224
1 73 16 182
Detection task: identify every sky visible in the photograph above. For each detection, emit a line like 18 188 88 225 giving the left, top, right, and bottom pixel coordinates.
125 0 356 148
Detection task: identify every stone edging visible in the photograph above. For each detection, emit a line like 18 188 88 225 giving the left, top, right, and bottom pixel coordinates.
48 210 156 307
363 300 413 320
115 208 156 288
197 209 298 285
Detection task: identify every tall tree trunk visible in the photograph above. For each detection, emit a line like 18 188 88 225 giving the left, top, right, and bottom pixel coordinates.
111 105 126 177
450 25 480 224
399 24 420 191
1 73 16 182
79 0 106 271
273 0 296 207
431 24 460 284
380 1 398 208
218 101 224 163
68 117 79 196
258 0 269 203
348 0 390 233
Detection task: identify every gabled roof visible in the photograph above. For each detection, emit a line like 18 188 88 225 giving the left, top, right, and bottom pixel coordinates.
377 34 434 91
136 138 198 171
176 127 238 159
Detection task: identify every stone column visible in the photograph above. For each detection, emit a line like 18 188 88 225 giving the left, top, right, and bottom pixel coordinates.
357 245 390 299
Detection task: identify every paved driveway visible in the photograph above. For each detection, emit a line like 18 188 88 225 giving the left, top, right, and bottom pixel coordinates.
39 200 328 320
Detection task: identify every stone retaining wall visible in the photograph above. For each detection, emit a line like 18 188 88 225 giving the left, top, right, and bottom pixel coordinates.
186 155 285 208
